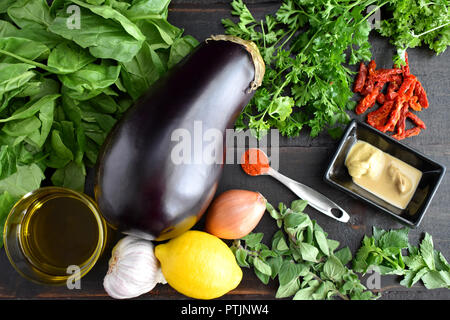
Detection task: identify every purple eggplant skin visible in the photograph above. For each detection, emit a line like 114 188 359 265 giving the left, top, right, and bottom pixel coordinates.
94 37 261 241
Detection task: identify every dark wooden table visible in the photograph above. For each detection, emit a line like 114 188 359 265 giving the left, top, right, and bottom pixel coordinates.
0 0 448 300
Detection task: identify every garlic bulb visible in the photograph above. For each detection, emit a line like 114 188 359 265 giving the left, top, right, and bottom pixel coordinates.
103 236 166 299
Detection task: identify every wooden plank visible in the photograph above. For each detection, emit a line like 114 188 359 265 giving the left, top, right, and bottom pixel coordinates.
0 0 448 300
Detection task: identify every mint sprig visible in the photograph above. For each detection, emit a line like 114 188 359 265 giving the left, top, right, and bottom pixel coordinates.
354 228 450 289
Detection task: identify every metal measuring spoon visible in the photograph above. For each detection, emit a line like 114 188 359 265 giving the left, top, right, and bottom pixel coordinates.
242 149 350 223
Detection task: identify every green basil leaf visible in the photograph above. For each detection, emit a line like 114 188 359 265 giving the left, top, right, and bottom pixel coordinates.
0 163 45 198
49 4 144 62
51 161 86 192
278 260 308 286
0 191 17 248
7 0 52 29
168 35 199 68
71 0 145 42
50 129 74 162
126 0 171 20
0 37 50 63
276 236 289 251
120 42 165 100
0 145 17 180
137 18 182 47
0 63 35 95
47 42 96 74
26 100 54 148
58 61 121 97
2 116 41 137
0 94 59 123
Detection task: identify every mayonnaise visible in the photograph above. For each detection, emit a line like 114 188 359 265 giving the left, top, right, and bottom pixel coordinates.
345 141 422 209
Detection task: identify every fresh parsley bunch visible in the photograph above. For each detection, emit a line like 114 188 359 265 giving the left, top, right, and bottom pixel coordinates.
230 200 378 300
378 0 450 66
223 0 381 138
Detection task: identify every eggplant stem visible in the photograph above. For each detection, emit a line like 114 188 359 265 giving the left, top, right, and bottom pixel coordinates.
206 35 265 92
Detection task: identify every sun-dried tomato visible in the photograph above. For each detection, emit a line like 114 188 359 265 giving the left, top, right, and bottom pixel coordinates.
381 96 406 132
406 112 426 129
367 100 394 130
409 96 422 112
395 102 410 137
376 92 385 104
353 62 367 93
392 132 404 140
404 127 421 138
356 81 385 115
393 126 422 141
361 60 376 95
369 68 403 82
397 74 417 98
368 60 376 73
405 80 416 98
414 80 429 108
353 52 428 140
385 80 400 101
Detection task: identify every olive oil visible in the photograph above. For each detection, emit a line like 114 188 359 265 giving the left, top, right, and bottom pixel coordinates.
21 195 100 276
3 187 108 285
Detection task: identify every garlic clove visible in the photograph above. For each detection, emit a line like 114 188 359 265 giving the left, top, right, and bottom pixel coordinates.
103 236 166 299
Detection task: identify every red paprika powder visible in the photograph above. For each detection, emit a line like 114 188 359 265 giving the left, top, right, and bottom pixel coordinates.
240 148 270 176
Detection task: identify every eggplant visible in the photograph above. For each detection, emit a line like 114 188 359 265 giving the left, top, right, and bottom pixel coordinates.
95 35 264 240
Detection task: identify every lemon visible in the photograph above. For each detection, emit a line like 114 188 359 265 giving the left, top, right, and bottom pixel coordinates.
155 230 242 299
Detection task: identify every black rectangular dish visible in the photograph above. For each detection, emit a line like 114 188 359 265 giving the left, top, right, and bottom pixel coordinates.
324 120 446 227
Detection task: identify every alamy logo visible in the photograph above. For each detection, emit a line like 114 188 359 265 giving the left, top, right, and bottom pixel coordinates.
66 265 81 289
365 266 381 290
170 122 279 170
366 5 381 30
66 5 81 30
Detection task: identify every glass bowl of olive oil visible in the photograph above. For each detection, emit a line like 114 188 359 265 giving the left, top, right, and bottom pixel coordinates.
3 187 109 286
